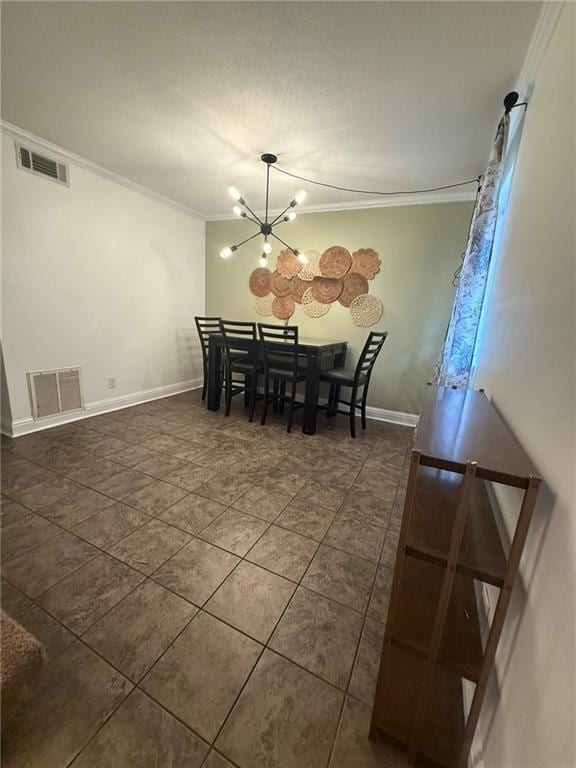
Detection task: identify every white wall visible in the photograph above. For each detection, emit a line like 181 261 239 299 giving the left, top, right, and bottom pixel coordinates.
1 131 205 432
474 5 575 766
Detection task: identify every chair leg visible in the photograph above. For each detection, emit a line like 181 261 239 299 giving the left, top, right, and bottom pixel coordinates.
261 375 270 426
244 375 251 407
248 372 258 423
273 380 279 413
349 386 357 438
201 359 208 401
326 384 334 418
333 384 341 417
286 380 297 433
224 366 232 417
279 381 286 414
361 385 368 430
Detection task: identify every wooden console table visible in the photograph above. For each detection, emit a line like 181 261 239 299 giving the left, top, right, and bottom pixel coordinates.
370 386 541 767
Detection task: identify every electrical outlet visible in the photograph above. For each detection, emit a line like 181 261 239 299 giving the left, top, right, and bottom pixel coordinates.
108 376 117 389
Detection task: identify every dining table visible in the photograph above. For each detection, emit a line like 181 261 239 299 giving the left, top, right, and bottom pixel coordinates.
206 334 348 435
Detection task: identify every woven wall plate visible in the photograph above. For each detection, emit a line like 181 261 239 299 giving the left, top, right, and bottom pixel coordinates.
276 249 302 279
249 267 273 297
351 248 381 280
271 270 293 297
272 295 295 320
290 276 308 304
299 250 321 281
255 294 274 316
302 288 331 317
350 293 383 327
319 246 352 278
310 276 343 304
338 272 369 307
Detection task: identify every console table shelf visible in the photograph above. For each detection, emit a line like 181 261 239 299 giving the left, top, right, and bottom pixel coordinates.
406 467 507 587
370 387 541 768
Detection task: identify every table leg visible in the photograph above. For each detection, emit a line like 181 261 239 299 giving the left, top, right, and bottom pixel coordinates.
207 338 222 411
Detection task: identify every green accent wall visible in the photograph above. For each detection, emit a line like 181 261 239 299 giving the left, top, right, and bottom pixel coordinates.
205 202 472 415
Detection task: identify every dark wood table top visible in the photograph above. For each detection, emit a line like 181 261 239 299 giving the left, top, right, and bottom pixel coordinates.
209 334 347 351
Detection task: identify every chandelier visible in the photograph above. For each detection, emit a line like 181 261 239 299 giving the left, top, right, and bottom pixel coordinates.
220 153 308 268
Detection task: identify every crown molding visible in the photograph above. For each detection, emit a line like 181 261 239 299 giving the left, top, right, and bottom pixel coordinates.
205 187 476 222
1 120 206 221
516 1 565 100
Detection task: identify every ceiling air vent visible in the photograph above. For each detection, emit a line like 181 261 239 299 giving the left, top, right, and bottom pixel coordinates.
16 142 69 186
27 368 84 420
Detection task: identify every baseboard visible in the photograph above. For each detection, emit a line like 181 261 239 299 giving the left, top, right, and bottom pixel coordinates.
5 379 202 437
5 383 417 437
364 406 419 428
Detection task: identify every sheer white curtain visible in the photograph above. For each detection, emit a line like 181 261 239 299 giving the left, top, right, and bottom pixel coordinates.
435 115 510 388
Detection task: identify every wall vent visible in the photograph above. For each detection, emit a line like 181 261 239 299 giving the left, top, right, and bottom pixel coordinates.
16 142 69 186
27 368 84 420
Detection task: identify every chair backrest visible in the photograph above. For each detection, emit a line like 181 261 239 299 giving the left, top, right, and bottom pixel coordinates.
355 331 388 382
258 323 300 376
194 316 221 359
220 320 258 361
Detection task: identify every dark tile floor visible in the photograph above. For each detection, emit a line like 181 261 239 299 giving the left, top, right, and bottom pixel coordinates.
1 389 413 768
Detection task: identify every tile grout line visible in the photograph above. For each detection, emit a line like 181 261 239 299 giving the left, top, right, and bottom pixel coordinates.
2 392 413 767
325 448 410 767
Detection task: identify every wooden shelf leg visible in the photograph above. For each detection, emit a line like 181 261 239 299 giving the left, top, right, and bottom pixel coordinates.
370 450 422 741
456 476 541 768
409 461 478 761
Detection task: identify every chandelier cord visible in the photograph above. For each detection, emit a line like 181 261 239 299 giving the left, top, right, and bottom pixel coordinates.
271 165 482 197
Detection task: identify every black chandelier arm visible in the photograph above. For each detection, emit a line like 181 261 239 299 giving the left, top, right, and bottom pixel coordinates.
233 230 261 250
270 231 299 255
239 198 264 226
269 203 294 227
240 210 262 227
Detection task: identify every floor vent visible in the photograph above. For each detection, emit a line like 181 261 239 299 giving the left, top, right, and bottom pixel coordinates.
27 368 84 420
16 142 69 186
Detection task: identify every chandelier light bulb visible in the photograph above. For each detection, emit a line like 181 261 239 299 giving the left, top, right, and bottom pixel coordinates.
260 254 267 268
232 206 243 217
220 247 233 259
285 211 297 222
262 241 272 255
294 190 307 204
228 186 241 201
295 251 308 264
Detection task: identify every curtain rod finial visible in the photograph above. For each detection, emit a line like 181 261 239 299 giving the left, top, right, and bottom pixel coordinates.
504 91 519 114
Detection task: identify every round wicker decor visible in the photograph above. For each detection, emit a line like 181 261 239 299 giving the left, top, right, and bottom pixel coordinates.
276 249 302 279
271 270 293 297
350 293 383 327
302 288 331 318
310 276 343 304
298 250 321 282
351 248 381 280
319 246 352 278
255 294 274 316
338 272 369 307
272 295 295 320
249 267 273 297
290 276 308 304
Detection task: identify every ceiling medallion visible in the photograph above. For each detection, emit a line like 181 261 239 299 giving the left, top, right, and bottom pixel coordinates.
220 153 309 268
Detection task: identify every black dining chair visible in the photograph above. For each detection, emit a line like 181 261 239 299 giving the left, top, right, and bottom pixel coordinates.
194 316 222 401
258 323 307 433
321 331 388 438
220 320 263 421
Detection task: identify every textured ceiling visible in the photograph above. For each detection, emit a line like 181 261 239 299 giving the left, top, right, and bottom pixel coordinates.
1 2 540 216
